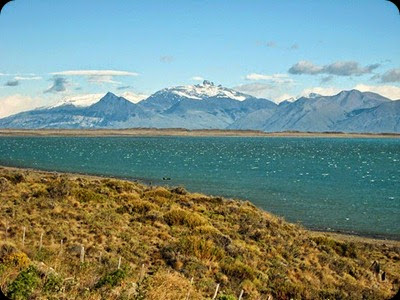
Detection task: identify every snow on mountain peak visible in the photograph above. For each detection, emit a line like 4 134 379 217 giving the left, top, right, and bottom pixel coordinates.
49 93 105 108
161 80 249 101
49 92 148 109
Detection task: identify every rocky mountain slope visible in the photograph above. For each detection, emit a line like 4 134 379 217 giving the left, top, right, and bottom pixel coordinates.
0 81 398 133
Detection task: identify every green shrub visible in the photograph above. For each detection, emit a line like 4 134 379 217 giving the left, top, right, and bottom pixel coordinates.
164 208 207 228
221 260 256 281
43 273 63 293
312 237 358 258
73 188 106 203
178 236 225 262
95 268 127 288
7 266 41 300
46 178 71 198
218 295 237 300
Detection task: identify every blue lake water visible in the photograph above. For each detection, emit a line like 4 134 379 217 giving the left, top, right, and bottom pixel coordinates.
0 136 399 239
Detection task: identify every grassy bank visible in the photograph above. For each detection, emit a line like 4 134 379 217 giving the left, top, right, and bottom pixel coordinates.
0 167 399 299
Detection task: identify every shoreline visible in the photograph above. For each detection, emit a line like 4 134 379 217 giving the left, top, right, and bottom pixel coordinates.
2 164 399 245
0 128 399 138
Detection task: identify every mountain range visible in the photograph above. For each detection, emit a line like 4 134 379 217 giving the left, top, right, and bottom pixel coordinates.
0 80 399 133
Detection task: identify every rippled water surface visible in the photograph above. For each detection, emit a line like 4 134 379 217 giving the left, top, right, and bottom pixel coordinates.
0 136 399 238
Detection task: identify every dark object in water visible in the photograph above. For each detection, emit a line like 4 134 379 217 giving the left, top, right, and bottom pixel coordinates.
162 177 171 181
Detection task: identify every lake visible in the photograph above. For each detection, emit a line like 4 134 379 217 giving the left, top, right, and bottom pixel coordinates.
0 136 399 239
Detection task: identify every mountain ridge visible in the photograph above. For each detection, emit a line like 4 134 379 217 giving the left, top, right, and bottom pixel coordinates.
0 82 398 133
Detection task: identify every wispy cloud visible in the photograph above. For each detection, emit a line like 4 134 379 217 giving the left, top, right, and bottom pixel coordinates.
0 94 43 118
51 70 139 76
236 82 274 94
160 56 174 63
289 43 299 50
191 76 204 81
289 60 380 76
235 81 293 103
245 73 293 83
256 40 277 48
320 75 334 83
44 76 68 93
354 84 400 100
14 76 42 80
5 80 19 87
299 87 341 98
50 69 139 85
266 41 276 48
379 68 400 83
116 85 132 90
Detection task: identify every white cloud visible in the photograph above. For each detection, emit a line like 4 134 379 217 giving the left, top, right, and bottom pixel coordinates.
245 73 292 83
299 87 342 98
235 82 294 103
160 56 174 63
50 70 139 86
0 94 43 118
14 76 42 80
289 60 380 76
191 76 204 81
353 84 400 100
87 75 121 84
51 70 139 76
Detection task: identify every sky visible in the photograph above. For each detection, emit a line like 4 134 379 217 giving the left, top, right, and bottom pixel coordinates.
0 0 399 117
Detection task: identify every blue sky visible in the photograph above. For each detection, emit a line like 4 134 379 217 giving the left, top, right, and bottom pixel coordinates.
0 0 399 117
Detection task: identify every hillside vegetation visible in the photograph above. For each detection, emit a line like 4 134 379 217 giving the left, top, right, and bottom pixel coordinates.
0 167 399 299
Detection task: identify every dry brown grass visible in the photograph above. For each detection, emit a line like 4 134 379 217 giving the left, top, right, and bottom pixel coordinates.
0 166 399 299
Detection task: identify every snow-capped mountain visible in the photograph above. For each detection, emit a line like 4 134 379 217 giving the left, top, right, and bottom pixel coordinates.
49 93 105 108
138 80 260 112
0 82 398 133
160 80 250 101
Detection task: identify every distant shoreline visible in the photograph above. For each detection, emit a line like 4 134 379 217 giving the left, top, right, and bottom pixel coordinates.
0 128 399 138
1 164 399 245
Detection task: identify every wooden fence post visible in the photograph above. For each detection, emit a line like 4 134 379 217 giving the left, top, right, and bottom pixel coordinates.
80 245 85 264
212 283 220 300
140 264 145 281
39 232 43 250
22 226 26 246
238 289 244 300
118 256 122 270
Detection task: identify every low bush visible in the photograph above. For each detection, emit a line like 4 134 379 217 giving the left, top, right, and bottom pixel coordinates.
164 208 207 228
6 266 41 300
95 268 127 288
221 259 256 281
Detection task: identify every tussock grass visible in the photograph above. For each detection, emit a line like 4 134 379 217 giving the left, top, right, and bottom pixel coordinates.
0 167 399 299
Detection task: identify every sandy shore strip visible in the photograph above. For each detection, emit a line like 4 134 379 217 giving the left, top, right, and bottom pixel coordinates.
0 128 399 138
1 164 399 245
